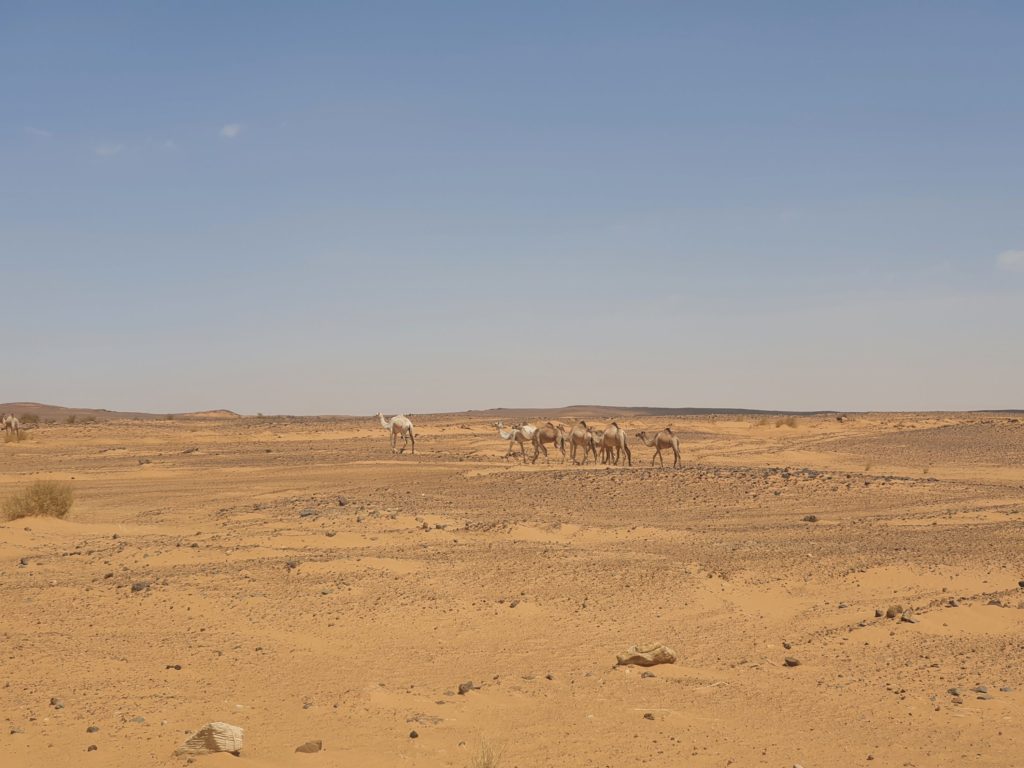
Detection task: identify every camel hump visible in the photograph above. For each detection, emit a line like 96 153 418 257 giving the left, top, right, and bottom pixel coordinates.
665 426 673 433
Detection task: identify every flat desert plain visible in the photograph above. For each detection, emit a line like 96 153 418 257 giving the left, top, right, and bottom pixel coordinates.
2 412 1023 768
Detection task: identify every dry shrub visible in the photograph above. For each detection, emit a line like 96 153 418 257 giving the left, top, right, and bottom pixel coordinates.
468 742 504 768
3 481 74 521
775 416 798 428
18 413 39 424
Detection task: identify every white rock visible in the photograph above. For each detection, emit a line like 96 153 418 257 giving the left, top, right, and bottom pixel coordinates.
174 722 244 756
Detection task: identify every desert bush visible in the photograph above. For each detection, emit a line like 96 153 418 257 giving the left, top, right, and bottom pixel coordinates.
3 480 74 521
468 742 504 768
65 414 77 424
775 416 798 428
18 413 39 424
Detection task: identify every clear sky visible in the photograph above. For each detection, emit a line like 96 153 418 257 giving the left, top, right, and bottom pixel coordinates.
2 2 1022 414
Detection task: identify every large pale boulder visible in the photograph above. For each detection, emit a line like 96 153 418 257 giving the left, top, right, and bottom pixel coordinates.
175 722 244 756
616 643 677 667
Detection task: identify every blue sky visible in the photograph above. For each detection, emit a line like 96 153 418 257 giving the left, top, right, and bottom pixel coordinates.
2 2 1022 414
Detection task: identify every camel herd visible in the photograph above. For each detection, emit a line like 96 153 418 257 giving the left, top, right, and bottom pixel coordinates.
374 412 681 468
496 419 681 468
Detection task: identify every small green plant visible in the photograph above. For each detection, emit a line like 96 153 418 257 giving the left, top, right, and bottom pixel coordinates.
3 480 74 521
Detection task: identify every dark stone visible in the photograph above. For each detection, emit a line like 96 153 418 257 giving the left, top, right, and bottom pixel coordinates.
971 685 988 693
784 657 801 667
86 726 99 733
295 740 323 753
948 688 961 696
299 509 316 518
338 497 348 507
885 605 903 619
87 745 97 752
643 713 655 720
50 697 64 709
409 730 419 739
802 515 818 523
457 681 476 695
130 581 150 593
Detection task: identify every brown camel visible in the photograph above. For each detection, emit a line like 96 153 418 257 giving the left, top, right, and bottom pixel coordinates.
599 422 631 466
531 422 566 464
636 427 681 468
567 420 598 464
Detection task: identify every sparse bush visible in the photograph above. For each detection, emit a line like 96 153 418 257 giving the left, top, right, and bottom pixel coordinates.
165 413 175 420
18 413 39 424
66 414 77 424
80 415 97 424
775 416 797 428
468 742 504 768
754 417 771 427
3 480 74 521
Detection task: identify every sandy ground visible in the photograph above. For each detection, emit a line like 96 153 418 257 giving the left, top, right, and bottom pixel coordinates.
2 412 1023 767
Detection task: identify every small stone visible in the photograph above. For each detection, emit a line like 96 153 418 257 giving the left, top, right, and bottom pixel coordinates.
299 509 316 518
1000 686 1013 692
457 681 476 695
874 608 883 617
885 605 903 619
643 713 655 720
166 664 182 670
641 671 655 678
19 557 29 567
970 685 988 693
285 560 299 571
295 740 323 753
838 602 848 609
50 697 64 709
900 610 918 624
784 657 801 667
10 727 24 735
509 599 520 608
175 722 244 756
545 673 554 681
86 726 100 733
409 730 419 739
130 716 145 723
802 515 818 523
131 581 150 593
87 745 97 752
783 641 792 649
1018 580 1024 589
337 496 348 507
978 693 994 700
948 687 961 696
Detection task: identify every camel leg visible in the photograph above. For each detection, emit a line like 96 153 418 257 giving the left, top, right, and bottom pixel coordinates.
409 430 415 454
624 444 632 467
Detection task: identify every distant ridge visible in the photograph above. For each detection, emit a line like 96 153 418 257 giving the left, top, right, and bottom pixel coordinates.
0 402 240 422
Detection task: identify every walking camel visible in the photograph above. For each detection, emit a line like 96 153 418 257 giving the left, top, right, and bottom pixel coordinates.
3 414 21 440
636 428 681 468
531 422 566 464
495 421 535 460
599 422 632 466
376 413 416 454
567 420 599 464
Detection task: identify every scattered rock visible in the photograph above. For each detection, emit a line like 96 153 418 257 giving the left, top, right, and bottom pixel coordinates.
9 727 24 735
1000 686 1013 693
948 687 961 696
295 740 323 753
900 610 918 624
166 664 182 670
885 605 903 619
131 581 150 593
175 722 244 756
616 643 678 667
1018 580 1024 589
86 726 100 733
87 745 97 752
337 496 348 507
643 712 655 720
802 515 818 523
978 693 994 700
50 697 64 709
409 730 419 739
285 560 299 571
457 681 477 695
874 608 883 617
641 671 655 678
299 509 316 518
784 657 801 667
970 685 988 694
138 458 151 465
18 557 29 567
130 716 145 724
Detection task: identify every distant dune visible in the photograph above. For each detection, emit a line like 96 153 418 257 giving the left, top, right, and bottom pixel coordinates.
0 402 240 422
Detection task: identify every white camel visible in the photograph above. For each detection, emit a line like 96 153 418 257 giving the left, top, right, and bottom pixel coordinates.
376 412 416 454
495 421 537 460
3 414 21 440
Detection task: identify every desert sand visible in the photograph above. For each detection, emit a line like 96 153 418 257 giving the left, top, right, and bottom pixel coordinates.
2 411 1023 767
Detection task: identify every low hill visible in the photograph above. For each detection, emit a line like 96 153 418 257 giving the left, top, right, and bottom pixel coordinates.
0 402 240 422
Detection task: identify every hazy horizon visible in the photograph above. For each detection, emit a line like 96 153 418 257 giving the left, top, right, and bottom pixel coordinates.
4 3 1022 415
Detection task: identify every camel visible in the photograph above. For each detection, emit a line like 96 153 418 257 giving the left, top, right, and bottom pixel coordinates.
636 427 681 468
599 422 632 466
493 423 532 460
3 414 21 440
531 422 566 464
376 412 415 454
567 420 599 464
